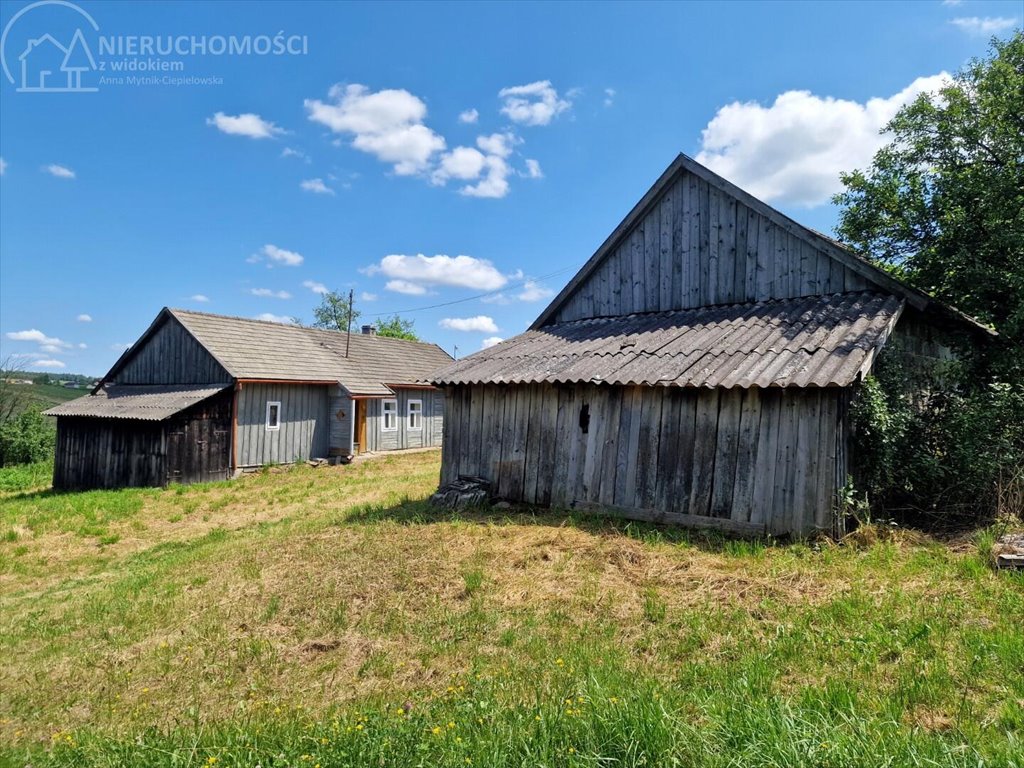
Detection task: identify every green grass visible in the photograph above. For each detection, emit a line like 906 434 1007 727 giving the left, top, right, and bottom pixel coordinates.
1 452 1022 767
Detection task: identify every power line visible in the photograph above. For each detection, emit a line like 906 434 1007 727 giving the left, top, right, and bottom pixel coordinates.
362 263 581 318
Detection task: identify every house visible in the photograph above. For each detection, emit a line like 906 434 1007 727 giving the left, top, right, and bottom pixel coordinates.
431 154 992 537
44 309 452 490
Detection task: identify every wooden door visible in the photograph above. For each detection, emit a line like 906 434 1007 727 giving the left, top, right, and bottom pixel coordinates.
355 400 367 454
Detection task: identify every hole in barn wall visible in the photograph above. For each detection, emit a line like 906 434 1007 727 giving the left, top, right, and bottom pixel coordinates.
579 403 590 434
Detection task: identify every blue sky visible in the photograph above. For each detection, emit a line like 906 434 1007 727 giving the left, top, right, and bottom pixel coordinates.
0 0 1019 376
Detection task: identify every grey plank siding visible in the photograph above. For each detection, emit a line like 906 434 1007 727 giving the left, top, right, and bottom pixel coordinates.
363 388 445 454
329 386 353 455
54 417 165 490
549 169 868 324
236 383 330 467
441 382 846 536
115 317 230 384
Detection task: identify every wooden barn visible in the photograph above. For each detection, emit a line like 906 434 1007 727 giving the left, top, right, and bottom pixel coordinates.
45 310 452 490
431 154 991 537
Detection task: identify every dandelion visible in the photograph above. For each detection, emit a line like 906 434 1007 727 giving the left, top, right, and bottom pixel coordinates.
568 747 576 754
432 726 443 735
447 721 456 729
555 658 564 666
355 724 364 731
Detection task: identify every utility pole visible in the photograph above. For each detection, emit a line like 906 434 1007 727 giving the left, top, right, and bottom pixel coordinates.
345 289 354 357
453 344 458 360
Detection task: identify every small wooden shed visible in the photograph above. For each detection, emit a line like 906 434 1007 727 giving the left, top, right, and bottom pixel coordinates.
46 310 452 490
431 154 991 537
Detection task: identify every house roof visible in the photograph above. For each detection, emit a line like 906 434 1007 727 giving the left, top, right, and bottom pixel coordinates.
432 291 904 390
44 384 231 421
104 309 453 397
531 153 994 337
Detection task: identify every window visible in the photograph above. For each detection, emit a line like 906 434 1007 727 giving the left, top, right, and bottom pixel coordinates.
382 399 398 431
408 399 423 431
265 401 281 431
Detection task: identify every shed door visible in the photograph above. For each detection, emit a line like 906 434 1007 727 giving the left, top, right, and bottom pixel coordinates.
166 415 231 484
355 400 368 454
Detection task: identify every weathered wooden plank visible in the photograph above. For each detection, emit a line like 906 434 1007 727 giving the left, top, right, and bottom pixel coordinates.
709 388 742 517
571 500 767 535
730 388 762 522
659 192 674 312
671 178 685 310
644 198 661 312
771 392 800 535
688 389 720 518
755 216 774 301
630 227 645 313
719 193 737 304
599 387 623 506
706 184 720 305
749 391 781 528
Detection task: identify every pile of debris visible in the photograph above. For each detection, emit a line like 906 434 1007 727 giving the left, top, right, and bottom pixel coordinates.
430 476 492 509
993 532 1024 570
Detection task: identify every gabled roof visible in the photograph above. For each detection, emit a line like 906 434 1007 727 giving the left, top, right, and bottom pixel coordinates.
433 291 904 390
532 153 993 337
103 309 453 396
44 384 230 420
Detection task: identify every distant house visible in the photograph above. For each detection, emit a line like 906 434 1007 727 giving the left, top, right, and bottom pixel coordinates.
431 154 992 538
45 309 452 490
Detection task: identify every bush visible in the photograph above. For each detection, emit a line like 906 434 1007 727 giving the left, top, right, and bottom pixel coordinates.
0 408 56 467
851 360 1024 524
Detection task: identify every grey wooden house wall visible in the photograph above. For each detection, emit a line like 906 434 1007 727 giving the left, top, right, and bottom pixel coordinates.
441 383 848 536
547 167 871 325
114 318 230 384
364 388 444 452
236 383 330 467
329 387 354 455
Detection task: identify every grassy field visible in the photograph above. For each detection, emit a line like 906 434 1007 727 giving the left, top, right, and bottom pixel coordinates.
6 382 86 413
1 450 1022 767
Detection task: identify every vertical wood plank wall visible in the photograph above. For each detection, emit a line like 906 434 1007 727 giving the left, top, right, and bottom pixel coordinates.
440 383 847 536
328 387 353 455
114 318 231 384
550 169 870 324
53 418 166 490
364 388 444 452
236 383 330 466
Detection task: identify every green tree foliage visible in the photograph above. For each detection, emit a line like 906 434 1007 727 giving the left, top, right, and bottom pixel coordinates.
374 315 419 341
0 408 56 466
838 34 1024 521
311 291 360 331
834 32 1024 361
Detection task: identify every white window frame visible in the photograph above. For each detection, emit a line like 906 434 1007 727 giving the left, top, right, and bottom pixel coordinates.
407 399 423 432
382 399 398 432
265 401 281 431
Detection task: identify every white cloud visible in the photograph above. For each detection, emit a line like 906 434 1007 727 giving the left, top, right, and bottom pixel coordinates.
251 288 292 299
481 336 504 349
604 88 616 108
480 292 511 305
300 177 335 195
360 291 378 301
458 108 479 124
76 313 92 322
949 16 1018 35
517 280 554 302
191 294 210 303
367 254 508 292
45 164 75 179
942 0 963 5
432 146 486 182
34 359 66 368
0 157 6 175
476 132 518 158
386 279 428 295
440 315 499 333
249 243 304 267
39 344 65 353
78 343 87 349
461 156 511 198
206 111 285 139
522 159 543 179
254 313 296 324
6 329 72 349
305 83 446 175
695 73 951 207
111 343 132 352
281 147 309 161
303 280 329 295
499 80 571 126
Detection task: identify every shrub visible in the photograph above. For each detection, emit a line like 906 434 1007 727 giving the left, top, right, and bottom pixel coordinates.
0 408 56 466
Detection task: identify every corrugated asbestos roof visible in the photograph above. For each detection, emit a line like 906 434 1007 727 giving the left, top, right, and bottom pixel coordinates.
44 384 231 420
165 310 453 396
433 291 904 389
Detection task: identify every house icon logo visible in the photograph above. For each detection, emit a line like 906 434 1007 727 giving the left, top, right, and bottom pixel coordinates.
1 0 100 93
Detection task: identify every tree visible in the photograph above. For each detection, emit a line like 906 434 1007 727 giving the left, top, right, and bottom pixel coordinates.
374 315 419 341
834 32 1024 363
311 290 360 331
